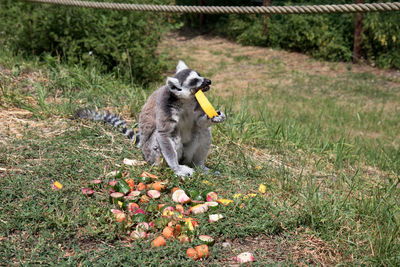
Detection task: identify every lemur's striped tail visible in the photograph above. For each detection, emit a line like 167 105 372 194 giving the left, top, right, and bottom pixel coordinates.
75 108 139 143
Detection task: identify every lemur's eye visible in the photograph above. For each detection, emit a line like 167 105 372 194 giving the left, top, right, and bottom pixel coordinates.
189 78 199 87
171 85 182 91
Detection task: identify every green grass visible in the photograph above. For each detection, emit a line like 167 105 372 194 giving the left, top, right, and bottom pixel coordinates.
216 68 400 172
1 43 399 265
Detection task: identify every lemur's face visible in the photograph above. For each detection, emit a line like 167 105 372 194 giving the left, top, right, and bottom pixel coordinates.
166 61 211 99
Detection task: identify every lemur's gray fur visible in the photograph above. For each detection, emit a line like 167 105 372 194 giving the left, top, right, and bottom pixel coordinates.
76 61 225 177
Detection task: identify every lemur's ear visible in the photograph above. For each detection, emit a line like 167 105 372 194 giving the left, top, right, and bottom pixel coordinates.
176 60 189 73
167 77 181 91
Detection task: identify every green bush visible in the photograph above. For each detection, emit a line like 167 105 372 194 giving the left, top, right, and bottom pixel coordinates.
213 13 352 62
0 0 171 84
269 14 353 62
363 12 400 69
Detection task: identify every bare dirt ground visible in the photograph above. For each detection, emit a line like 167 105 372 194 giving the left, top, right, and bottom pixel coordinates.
159 31 400 98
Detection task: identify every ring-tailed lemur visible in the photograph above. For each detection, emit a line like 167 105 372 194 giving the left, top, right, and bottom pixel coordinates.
76 61 226 177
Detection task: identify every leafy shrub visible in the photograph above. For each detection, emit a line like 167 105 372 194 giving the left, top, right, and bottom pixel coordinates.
213 13 352 61
0 0 172 84
363 12 400 69
176 0 253 29
269 14 353 62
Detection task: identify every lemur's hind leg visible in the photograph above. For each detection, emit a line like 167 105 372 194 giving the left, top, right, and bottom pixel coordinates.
141 134 162 166
191 128 212 173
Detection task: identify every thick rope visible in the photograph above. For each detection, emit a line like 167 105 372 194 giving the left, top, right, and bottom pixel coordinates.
22 0 400 14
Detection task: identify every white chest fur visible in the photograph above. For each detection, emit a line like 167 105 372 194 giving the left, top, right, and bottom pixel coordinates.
177 103 196 144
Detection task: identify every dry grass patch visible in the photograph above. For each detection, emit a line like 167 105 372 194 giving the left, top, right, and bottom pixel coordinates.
0 66 49 95
0 108 35 139
221 228 343 266
0 107 71 140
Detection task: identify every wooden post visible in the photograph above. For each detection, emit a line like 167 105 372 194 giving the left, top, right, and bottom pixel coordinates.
263 0 271 36
199 0 205 32
353 0 364 63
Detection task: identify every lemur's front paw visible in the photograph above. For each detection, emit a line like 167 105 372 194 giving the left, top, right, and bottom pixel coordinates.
174 165 194 178
211 111 226 123
198 113 211 127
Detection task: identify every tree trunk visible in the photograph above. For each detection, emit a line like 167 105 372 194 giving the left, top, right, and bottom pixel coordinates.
263 0 271 36
199 0 205 33
353 0 364 63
